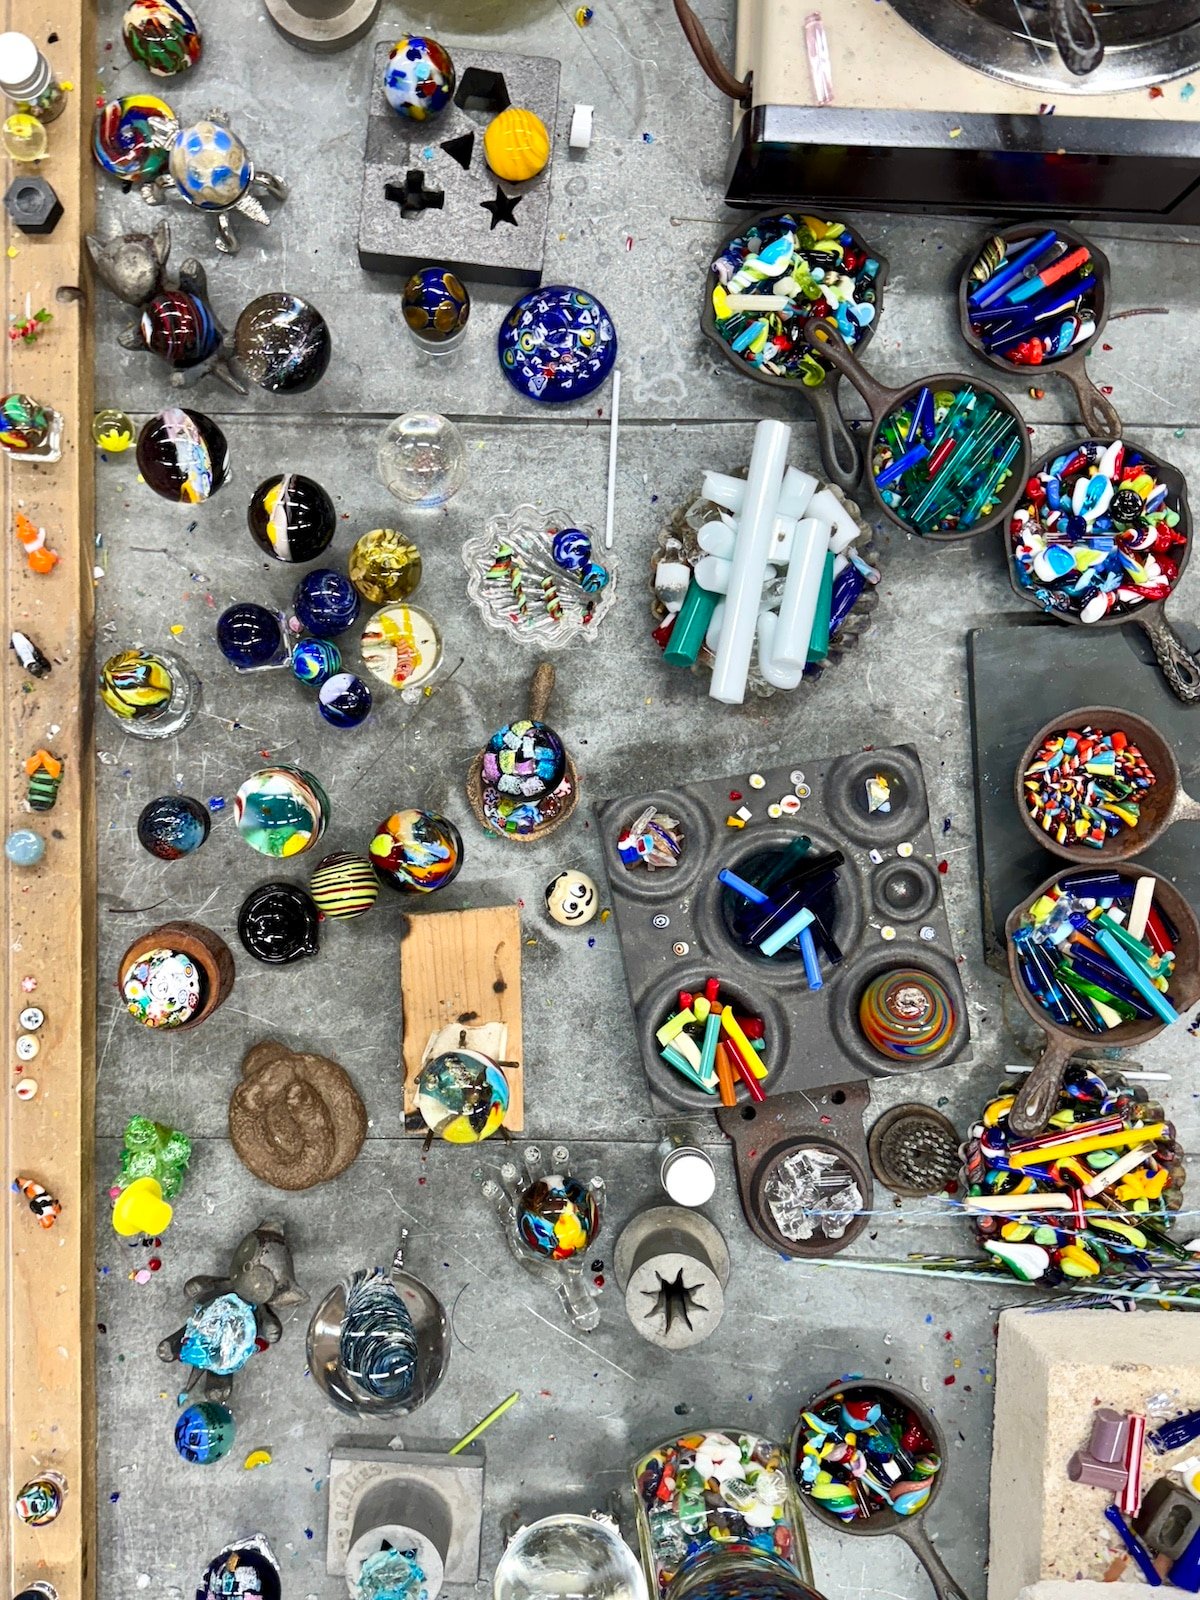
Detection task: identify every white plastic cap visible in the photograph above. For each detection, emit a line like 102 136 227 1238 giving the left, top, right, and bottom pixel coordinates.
0 32 49 99
661 1148 717 1207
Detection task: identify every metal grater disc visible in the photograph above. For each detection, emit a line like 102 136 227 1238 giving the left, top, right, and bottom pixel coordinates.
868 1103 961 1197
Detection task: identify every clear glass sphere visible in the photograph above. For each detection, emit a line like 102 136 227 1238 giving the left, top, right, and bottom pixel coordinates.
376 412 466 509
494 1515 648 1600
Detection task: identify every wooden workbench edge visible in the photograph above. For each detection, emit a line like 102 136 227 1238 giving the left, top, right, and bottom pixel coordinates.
2 2 97 1597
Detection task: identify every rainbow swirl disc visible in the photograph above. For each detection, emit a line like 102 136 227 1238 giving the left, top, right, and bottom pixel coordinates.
858 968 955 1060
92 93 175 182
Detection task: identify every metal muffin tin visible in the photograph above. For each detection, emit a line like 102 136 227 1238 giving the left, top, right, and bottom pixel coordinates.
596 744 971 1114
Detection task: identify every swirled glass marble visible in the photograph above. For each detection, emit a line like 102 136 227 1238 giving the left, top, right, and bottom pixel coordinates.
136 406 229 503
516 1175 599 1260
291 638 341 686
234 294 331 394
858 969 955 1059
369 809 462 893
383 36 456 122
417 1050 509 1143
248 474 336 562
122 0 202 76
139 289 220 372
235 766 329 858
92 93 174 183
339 1268 418 1402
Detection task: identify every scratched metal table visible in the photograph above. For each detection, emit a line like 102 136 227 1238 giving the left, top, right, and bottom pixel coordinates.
91 2 1200 1598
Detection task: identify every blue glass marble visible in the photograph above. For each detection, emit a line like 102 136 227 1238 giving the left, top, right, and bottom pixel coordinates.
294 569 361 638
5 829 45 867
137 794 211 860
551 527 591 571
217 602 287 669
318 672 372 729
498 286 617 404
174 1401 235 1464
291 637 341 687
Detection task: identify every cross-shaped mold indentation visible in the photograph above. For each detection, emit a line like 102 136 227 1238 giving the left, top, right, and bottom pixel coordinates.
384 169 445 219
640 1267 708 1335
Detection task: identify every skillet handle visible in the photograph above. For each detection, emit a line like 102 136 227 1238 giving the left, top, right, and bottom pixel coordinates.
810 387 863 493
1047 0 1104 76
1062 366 1122 441
894 1519 974 1600
1009 1033 1075 1137
803 321 897 419
1138 613 1200 703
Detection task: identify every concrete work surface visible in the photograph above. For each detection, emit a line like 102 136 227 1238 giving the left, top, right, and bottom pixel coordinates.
90 1 1200 1599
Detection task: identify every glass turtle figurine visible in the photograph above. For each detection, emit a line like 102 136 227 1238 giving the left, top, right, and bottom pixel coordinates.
141 109 287 256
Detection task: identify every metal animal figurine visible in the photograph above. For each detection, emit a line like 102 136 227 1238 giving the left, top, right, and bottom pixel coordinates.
141 109 287 255
157 1218 305 1401
85 219 245 393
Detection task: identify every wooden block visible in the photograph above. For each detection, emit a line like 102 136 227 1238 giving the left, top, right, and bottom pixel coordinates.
2 8 96 1600
399 906 524 1131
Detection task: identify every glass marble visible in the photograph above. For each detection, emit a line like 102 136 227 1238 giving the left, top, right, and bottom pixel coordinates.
360 603 441 692
483 107 550 183
235 765 330 858
180 1292 259 1374
14 1473 66 1526
122 0 202 76
91 93 175 183
5 829 44 867
291 637 341 686
3 111 48 161
136 406 229 503
294 569 361 638
403 267 471 352
217 602 288 670
494 1516 647 1600
174 1401 235 1464
234 293 331 395
199 1538 282 1600
98 647 199 738
93 408 135 452
237 881 320 964
483 719 566 801
498 286 617 404
369 809 463 893
308 851 379 920
383 36 456 122
338 1267 420 1405
516 1175 599 1259
169 117 251 210
349 528 422 604
377 413 466 508
122 946 203 1028
318 671 372 729
137 794 210 860
138 288 220 373
248 473 336 563
417 1049 509 1142
858 968 956 1059
0 392 53 455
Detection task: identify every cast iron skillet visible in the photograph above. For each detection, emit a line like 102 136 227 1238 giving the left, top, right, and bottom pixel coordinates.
959 221 1121 441
701 211 889 494
790 1377 970 1600
1015 704 1200 864
802 322 1032 541
1007 438 1200 703
1004 863 1200 1135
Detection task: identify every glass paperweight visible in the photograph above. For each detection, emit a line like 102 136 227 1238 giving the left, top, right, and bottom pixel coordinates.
0 392 62 460
403 267 471 355
198 1537 281 1600
478 1145 605 1330
317 671 372 729
383 36 456 121
174 1400 235 1464
3 111 47 160
417 1049 509 1143
349 527 422 604
369 809 463 892
122 0 202 76
495 1515 648 1600
93 408 135 451
234 293 330 394
99 647 199 739
248 473 336 562
234 765 329 858
498 287 617 404
137 794 211 859
136 406 229 503
360 603 441 692
377 413 466 509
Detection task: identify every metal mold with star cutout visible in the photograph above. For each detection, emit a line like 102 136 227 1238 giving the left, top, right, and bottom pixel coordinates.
357 43 559 288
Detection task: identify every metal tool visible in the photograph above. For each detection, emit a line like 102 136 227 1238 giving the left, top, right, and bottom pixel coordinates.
1004 864 1200 1134
1015 704 1200 864
701 210 889 493
958 221 1121 439
791 1377 970 1600
1006 439 1200 703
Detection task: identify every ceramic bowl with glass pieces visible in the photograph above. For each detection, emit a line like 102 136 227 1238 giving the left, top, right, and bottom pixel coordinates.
463 507 617 649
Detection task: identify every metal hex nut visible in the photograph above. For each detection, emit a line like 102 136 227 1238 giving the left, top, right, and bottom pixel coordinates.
4 176 63 234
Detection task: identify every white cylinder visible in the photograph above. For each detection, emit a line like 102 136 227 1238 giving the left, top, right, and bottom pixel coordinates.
771 517 829 671
701 471 746 513
693 554 731 595
710 420 791 705
697 520 736 559
0 33 48 99
705 599 726 654
777 467 818 520
807 487 858 551
755 610 805 690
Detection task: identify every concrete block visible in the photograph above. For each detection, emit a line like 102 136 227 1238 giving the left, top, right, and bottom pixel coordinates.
988 1310 1200 1600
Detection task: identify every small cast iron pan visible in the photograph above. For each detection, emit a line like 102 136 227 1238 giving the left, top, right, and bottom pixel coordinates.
802 322 1031 542
701 211 889 494
790 1377 970 1600
1007 438 1200 703
1003 862 1200 1135
1016 704 1200 864
958 221 1121 441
